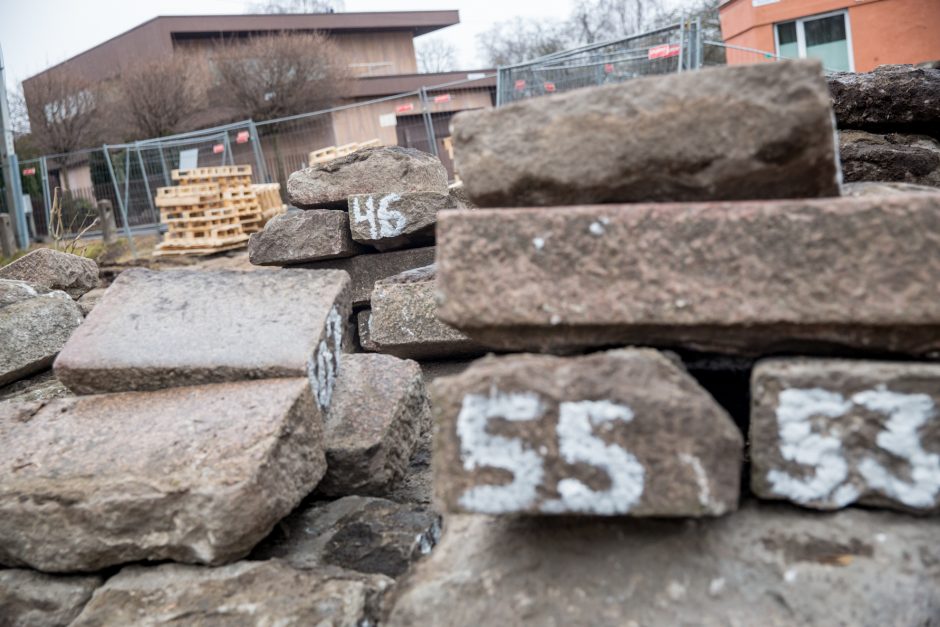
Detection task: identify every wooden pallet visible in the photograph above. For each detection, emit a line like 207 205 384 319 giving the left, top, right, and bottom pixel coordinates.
153 238 249 257
308 139 381 167
171 165 253 181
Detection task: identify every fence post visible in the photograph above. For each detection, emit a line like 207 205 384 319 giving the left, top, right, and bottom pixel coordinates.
677 19 686 72
0 213 15 257
157 145 171 186
8 153 28 249
134 142 157 223
97 199 116 245
419 88 439 157
39 156 51 236
248 120 270 183
222 132 233 166
102 145 138 259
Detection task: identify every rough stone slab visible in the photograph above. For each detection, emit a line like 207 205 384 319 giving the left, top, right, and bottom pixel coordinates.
53 268 350 413
0 370 71 404
828 64 940 134
842 181 940 197
385 501 940 626
0 569 102 627
840 130 940 187
382 423 433 506
251 496 441 578
452 60 839 207
70 561 392 627
348 191 453 251
0 279 51 307
0 378 325 572
288 146 449 209
318 353 430 496
367 265 485 360
419 359 475 384
75 287 106 316
750 358 940 514
431 349 742 516
0 291 84 387
297 246 436 307
0 248 99 299
448 183 476 208
248 210 366 266
435 195 940 356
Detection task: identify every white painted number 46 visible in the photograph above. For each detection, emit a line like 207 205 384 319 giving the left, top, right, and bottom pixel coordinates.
351 193 407 240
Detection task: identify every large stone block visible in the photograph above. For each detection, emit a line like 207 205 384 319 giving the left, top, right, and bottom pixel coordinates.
828 64 940 135
297 246 436 307
251 496 441 578
0 569 102 627
435 194 940 356
385 502 940 626
0 289 84 386
70 561 392 627
839 130 940 187
0 378 325 572
842 181 940 197
53 269 349 412
0 248 98 299
348 191 454 251
750 358 940 514
288 146 448 209
248 210 366 265
452 60 839 207
431 349 742 516
319 353 430 496
367 265 484 360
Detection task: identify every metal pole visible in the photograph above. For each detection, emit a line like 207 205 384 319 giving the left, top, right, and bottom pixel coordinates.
0 43 26 250
677 20 686 73
157 144 171 186
102 145 138 258
419 88 439 157
134 142 157 223
495 67 503 107
221 132 233 166
248 120 270 183
39 156 51 235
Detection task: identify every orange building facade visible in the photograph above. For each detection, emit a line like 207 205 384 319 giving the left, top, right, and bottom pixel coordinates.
718 0 940 72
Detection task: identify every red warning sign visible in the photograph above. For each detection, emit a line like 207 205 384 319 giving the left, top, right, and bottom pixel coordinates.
433 93 451 104
604 63 614 73
22 167 36 176
212 144 225 154
514 79 526 90
543 81 556 92
236 130 250 144
648 43 681 59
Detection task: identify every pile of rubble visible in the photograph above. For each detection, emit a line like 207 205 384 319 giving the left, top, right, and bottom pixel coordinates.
0 59 938 626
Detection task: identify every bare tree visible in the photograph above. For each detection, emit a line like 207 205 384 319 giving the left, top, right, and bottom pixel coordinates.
417 37 458 73
211 33 350 121
477 17 573 67
7 88 30 137
116 54 209 139
249 0 344 13
569 0 665 44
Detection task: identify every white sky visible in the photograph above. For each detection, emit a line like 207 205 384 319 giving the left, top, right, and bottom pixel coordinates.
0 0 576 91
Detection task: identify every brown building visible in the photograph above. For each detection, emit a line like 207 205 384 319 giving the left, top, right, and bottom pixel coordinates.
719 0 940 72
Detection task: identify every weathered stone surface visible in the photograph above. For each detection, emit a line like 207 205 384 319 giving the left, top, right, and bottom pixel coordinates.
0 370 71 403
840 130 940 186
319 353 430 496
368 265 484 360
751 358 940 514
448 183 476 208
0 248 98 298
54 269 350 413
248 210 366 266
435 195 940 356
75 287 106 316
0 279 51 307
431 349 742 516
382 424 434 506
0 291 84 387
386 501 940 626
70 560 392 627
419 359 475 384
297 246 436 307
0 378 325 572
829 64 940 135
251 496 441 578
288 146 449 209
0 569 102 627
842 181 940 196
452 60 839 207
348 191 454 251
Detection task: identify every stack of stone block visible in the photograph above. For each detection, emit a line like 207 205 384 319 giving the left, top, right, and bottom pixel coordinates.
385 60 940 625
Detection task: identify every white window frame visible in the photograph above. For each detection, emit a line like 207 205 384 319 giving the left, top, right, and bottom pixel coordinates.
773 9 855 72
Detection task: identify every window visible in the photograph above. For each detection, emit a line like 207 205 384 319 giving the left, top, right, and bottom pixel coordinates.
774 11 853 72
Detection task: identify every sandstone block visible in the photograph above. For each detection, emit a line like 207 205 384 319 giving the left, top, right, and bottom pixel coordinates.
0 378 325 572
348 191 454 251
386 502 940 626
70 561 392 627
367 265 484 360
452 60 839 207
0 370 71 404
248 210 366 266
53 269 349 413
0 248 98 298
0 291 84 386
435 195 940 356
0 569 102 627
75 287 106 316
0 279 51 307
751 358 940 514
842 181 940 196
828 64 940 134
839 130 940 187
251 496 441 578
297 246 435 307
431 349 742 516
319 353 430 496
288 146 448 209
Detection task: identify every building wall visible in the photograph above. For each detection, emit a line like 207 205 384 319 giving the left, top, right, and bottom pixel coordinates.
335 32 418 76
719 0 940 71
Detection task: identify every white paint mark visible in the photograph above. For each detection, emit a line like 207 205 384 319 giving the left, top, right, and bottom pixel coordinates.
678 453 712 509
549 314 562 326
708 578 726 597
589 221 605 236
674 298 688 309
457 390 545 513
532 237 545 250
666 581 686 601
540 400 645 514
874 533 887 544
351 193 406 240
308 305 343 412
784 568 798 583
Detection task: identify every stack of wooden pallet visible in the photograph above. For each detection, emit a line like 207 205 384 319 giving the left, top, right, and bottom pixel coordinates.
153 182 248 257
308 138 381 167
251 183 287 223
172 165 267 234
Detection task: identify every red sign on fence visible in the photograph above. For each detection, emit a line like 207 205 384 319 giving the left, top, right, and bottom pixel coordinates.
22 167 36 176
236 130 250 144
543 81 556 92
604 63 614 73
514 79 526 90
648 43 681 59
213 144 225 154
433 93 451 104
395 103 415 113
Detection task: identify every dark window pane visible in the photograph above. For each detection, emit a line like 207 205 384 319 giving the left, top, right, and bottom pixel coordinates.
804 14 847 46
776 21 797 45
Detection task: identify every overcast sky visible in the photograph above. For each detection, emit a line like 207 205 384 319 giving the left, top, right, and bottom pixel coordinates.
0 0 576 90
